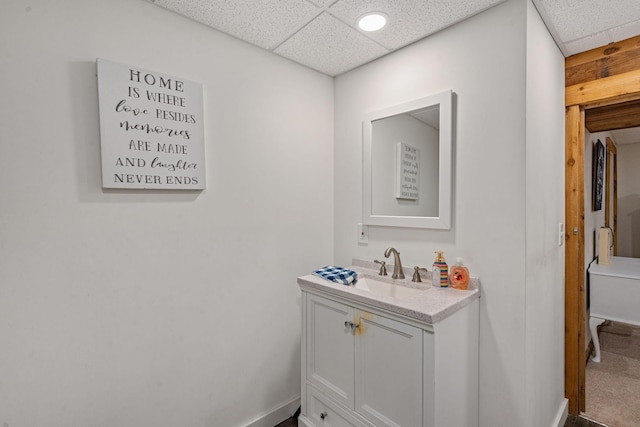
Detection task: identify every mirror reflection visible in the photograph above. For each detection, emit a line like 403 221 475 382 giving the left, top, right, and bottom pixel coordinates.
371 105 440 217
363 90 452 229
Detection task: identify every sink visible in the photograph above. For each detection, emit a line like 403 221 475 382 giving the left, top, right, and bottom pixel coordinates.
354 275 427 299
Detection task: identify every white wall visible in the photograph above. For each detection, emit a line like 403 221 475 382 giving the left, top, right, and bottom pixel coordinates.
334 1 565 426
585 132 610 264
584 133 607 347
617 142 640 257
525 1 567 425
583 131 612 349
0 1 334 426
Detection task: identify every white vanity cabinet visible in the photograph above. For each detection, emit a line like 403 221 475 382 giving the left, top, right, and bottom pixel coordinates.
299 287 479 427
304 293 422 427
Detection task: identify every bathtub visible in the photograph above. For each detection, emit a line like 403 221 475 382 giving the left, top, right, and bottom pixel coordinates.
588 256 640 362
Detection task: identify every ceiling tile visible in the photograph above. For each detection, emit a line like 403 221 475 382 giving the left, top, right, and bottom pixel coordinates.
274 12 389 76
610 20 640 44
564 31 611 57
328 0 505 50
305 0 336 7
152 0 321 50
537 0 640 43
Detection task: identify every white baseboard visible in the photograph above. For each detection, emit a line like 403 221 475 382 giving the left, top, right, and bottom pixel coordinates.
244 396 300 427
251 395 568 427
551 398 569 427
297 415 312 427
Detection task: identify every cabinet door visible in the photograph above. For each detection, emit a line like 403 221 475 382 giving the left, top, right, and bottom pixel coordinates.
354 311 423 427
306 294 355 409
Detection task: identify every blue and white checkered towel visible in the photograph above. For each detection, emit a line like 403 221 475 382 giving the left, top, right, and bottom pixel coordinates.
312 266 358 285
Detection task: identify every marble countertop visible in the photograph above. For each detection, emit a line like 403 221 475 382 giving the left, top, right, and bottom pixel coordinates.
298 259 480 325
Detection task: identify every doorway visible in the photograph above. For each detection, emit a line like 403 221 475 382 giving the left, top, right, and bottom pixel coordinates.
565 47 640 415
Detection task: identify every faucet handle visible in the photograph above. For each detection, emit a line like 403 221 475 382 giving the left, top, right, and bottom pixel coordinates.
412 266 429 282
374 260 387 276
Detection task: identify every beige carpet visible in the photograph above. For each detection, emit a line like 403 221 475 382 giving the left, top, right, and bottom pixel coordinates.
584 322 640 427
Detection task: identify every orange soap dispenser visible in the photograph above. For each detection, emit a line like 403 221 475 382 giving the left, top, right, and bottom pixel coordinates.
450 257 470 290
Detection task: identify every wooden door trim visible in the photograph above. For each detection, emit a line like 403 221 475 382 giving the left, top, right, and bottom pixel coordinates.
605 137 618 254
566 69 640 107
565 105 586 414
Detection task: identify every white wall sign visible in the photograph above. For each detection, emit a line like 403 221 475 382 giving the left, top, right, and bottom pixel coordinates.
97 58 205 189
395 142 419 200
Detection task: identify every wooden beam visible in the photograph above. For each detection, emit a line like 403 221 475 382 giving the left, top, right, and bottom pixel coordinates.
566 69 640 108
585 99 640 132
566 35 640 86
565 105 586 415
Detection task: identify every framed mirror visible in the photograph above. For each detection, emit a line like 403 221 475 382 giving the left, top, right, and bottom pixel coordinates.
363 90 452 229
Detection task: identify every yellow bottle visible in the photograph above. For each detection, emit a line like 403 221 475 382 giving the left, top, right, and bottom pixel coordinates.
449 257 470 290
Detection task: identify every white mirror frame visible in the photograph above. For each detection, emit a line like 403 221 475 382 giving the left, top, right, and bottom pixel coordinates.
363 90 452 229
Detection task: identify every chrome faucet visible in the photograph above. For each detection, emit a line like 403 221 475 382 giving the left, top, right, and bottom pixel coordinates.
384 247 405 279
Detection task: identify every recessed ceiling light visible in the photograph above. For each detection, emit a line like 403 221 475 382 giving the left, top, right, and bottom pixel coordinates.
358 13 387 32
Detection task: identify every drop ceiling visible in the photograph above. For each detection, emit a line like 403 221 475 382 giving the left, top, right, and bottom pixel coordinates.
149 0 640 144
534 0 640 57
149 0 507 76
